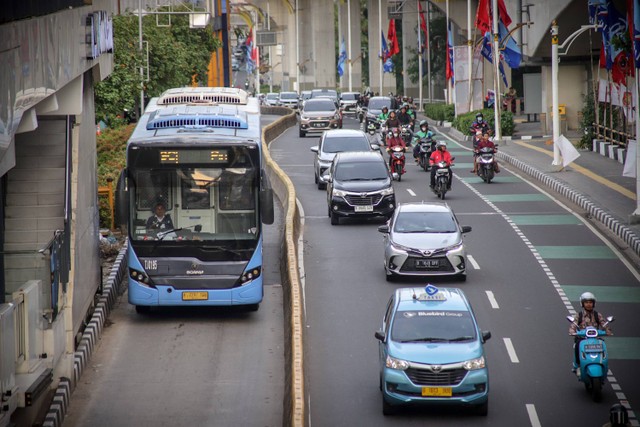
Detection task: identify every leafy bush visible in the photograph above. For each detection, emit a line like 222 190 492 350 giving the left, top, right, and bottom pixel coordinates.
579 90 595 149
97 124 133 228
452 108 514 136
424 103 455 122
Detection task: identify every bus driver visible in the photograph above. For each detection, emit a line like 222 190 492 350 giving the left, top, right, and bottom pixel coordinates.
146 201 174 231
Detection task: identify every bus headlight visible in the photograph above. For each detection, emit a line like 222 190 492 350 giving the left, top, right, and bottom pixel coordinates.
129 268 152 286
238 267 262 286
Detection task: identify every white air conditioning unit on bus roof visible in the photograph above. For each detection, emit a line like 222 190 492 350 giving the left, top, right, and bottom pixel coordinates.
157 87 249 106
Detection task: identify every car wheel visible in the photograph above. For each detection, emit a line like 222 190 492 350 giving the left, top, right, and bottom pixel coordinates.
314 172 318 184
246 303 260 312
456 272 467 282
330 211 340 225
317 181 326 190
299 128 306 138
473 400 488 416
382 396 397 416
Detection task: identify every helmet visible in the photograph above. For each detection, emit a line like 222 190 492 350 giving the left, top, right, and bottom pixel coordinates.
392 127 399 136
437 141 447 149
475 130 483 136
580 292 596 307
476 112 484 123
419 119 428 128
367 123 376 133
609 404 629 426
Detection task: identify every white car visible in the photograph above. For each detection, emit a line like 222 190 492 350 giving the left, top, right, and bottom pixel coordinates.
378 202 472 281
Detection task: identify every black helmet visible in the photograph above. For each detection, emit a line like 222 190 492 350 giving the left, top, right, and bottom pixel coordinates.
609 404 629 426
382 106 388 112
419 119 428 128
476 112 483 119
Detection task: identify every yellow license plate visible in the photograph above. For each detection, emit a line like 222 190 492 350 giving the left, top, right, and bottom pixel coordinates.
182 291 208 301
422 387 452 397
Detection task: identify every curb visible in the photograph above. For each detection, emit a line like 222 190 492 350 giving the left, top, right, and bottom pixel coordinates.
42 243 129 427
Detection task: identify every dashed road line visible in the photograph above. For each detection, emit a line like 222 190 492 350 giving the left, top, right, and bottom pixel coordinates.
503 338 520 363
407 188 416 196
485 291 499 309
467 255 480 270
526 404 542 427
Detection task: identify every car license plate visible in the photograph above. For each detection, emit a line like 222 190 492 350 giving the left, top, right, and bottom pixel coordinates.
313 122 326 128
354 205 373 212
416 259 440 268
422 387 452 397
182 291 208 301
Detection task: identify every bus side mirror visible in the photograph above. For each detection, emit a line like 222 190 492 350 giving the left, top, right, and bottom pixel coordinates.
114 168 129 232
260 188 274 225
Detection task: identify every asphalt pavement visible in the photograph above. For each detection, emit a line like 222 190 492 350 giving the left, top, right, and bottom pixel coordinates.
427 115 640 262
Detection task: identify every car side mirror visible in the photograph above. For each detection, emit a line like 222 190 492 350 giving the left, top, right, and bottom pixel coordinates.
374 331 385 341
322 173 332 183
461 225 472 233
310 146 319 153
450 156 456 161
377 224 390 234
391 172 399 180
482 331 492 342
371 143 379 150
194 225 202 232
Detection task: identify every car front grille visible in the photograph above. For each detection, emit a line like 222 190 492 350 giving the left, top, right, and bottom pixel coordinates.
400 256 454 272
405 367 468 386
344 194 383 206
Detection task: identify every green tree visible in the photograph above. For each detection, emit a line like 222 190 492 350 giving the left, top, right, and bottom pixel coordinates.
406 15 446 90
95 10 220 124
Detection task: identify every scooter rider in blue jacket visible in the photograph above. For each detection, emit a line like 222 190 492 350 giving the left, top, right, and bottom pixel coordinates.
569 292 612 372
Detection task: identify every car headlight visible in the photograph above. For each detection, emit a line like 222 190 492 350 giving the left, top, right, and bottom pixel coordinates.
332 189 348 198
390 241 413 253
385 355 409 370
442 242 463 252
462 356 485 370
380 187 394 196
300 115 309 121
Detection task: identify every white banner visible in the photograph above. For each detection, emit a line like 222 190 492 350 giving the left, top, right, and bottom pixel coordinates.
623 139 637 178
453 46 483 115
557 134 581 167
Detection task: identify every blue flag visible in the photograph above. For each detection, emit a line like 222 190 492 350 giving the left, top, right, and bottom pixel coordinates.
381 30 393 73
498 21 521 69
481 32 508 87
337 38 347 77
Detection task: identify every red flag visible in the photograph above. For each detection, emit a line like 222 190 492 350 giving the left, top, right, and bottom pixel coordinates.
386 19 400 59
418 2 428 43
475 0 511 33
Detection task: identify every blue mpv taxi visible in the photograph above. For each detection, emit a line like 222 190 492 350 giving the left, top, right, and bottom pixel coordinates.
375 285 491 415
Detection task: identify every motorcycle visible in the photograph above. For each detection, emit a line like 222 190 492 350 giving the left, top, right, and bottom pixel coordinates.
476 145 498 183
433 157 455 200
388 146 407 181
417 136 435 172
378 119 388 144
567 315 614 402
400 124 413 145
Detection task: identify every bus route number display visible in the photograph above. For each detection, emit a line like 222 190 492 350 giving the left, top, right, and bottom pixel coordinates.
159 149 229 164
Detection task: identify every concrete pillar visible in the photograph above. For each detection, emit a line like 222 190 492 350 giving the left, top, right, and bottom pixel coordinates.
309 0 336 89
338 0 363 92
367 0 394 96
402 1 419 99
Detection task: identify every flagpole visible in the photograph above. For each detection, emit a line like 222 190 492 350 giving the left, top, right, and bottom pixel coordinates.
426 1 432 103
254 11 260 95
418 0 423 110
492 0 502 142
337 3 342 89
467 0 473 113
379 0 383 94
634 68 640 219
446 0 451 104
295 0 299 92
347 0 353 92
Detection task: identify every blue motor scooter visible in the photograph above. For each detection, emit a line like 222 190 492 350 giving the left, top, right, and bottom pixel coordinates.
566 315 614 402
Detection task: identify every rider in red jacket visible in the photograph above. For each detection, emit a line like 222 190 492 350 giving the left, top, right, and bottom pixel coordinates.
386 127 407 173
471 132 500 174
429 141 453 189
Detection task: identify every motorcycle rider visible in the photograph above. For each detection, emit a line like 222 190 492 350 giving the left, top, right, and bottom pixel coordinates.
429 140 453 190
471 132 500 174
377 106 390 124
386 110 401 129
470 112 491 137
413 120 435 162
386 127 407 173
366 122 381 151
397 104 414 128
569 292 613 372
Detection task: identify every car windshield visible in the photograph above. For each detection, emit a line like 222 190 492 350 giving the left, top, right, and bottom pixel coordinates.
304 101 336 112
323 136 369 153
342 93 358 100
334 160 388 181
266 94 278 100
368 98 391 109
302 92 312 100
312 90 337 99
280 92 298 99
391 310 476 343
393 211 458 233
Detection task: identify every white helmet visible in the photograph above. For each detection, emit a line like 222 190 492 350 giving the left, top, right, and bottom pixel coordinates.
436 141 447 149
580 292 596 307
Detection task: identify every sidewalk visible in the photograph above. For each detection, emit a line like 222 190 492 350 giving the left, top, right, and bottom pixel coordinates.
425 115 640 259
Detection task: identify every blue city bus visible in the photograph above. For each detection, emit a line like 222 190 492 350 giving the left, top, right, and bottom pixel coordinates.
116 87 274 313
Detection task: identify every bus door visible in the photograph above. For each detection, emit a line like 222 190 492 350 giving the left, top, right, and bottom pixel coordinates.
177 169 217 233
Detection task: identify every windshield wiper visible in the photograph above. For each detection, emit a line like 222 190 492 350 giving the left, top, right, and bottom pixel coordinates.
201 245 246 257
447 336 475 342
399 337 447 343
156 224 202 241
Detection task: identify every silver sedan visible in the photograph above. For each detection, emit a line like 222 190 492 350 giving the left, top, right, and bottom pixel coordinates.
377 202 471 282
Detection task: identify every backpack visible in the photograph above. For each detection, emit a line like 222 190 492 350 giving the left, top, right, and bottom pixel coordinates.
577 310 601 329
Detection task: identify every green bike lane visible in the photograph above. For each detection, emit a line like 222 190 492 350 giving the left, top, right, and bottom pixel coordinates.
446 143 640 424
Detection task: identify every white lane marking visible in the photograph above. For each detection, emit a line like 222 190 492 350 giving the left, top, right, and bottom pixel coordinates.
526 404 542 427
503 338 520 363
467 255 481 270
485 291 499 309
407 189 416 196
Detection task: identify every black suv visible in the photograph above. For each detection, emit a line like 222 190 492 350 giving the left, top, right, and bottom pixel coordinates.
323 151 396 225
